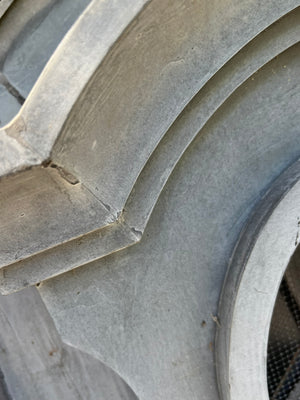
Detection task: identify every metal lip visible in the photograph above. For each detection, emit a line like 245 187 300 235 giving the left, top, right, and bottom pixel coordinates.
217 158 300 400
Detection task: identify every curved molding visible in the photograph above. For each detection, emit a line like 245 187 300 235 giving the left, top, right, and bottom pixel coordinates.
0 0 61 175
0 6 300 293
52 2 300 214
0 0 150 176
216 157 300 400
124 7 300 232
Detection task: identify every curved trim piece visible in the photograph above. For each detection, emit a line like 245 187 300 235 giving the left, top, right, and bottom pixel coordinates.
216 158 300 400
51 3 300 214
0 7 299 293
0 0 150 176
1 8 299 292
124 7 300 232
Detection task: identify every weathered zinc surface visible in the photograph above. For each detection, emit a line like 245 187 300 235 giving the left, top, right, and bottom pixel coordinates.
0 1 299 400
0 287 137 400
39 43 300 400
0 0 91 126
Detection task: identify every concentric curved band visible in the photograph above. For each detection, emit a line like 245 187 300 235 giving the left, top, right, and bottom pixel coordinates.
0 5 300 293
216 158 300 400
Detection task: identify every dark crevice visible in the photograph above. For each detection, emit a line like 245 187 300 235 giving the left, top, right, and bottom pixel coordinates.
0 71 25 105
0 368 12 400
46 161 79 185
130 227 142 240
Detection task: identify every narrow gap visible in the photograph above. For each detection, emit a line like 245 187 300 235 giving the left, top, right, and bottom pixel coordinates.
0 368 13 400
42 160 79 185
0 71 25 105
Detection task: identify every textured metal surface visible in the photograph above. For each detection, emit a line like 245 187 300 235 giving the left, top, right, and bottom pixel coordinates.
268 251 300 400
52 1 300 214
0 287 137 400
0 0 91 127
217 158 300 400
0 0 150 176
40 42 300 400
1 5 300 294
3 0 91 99
0 166 112 269
0 1 299 399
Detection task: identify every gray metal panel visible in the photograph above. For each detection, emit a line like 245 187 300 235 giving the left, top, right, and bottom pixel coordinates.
0 83 20 126
52 0 300 214
0 287 137 400
39 42 300 400
0 167 112 268
1 7 299 292
0 1 299 399
0 0 150 175
3 0 91 98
